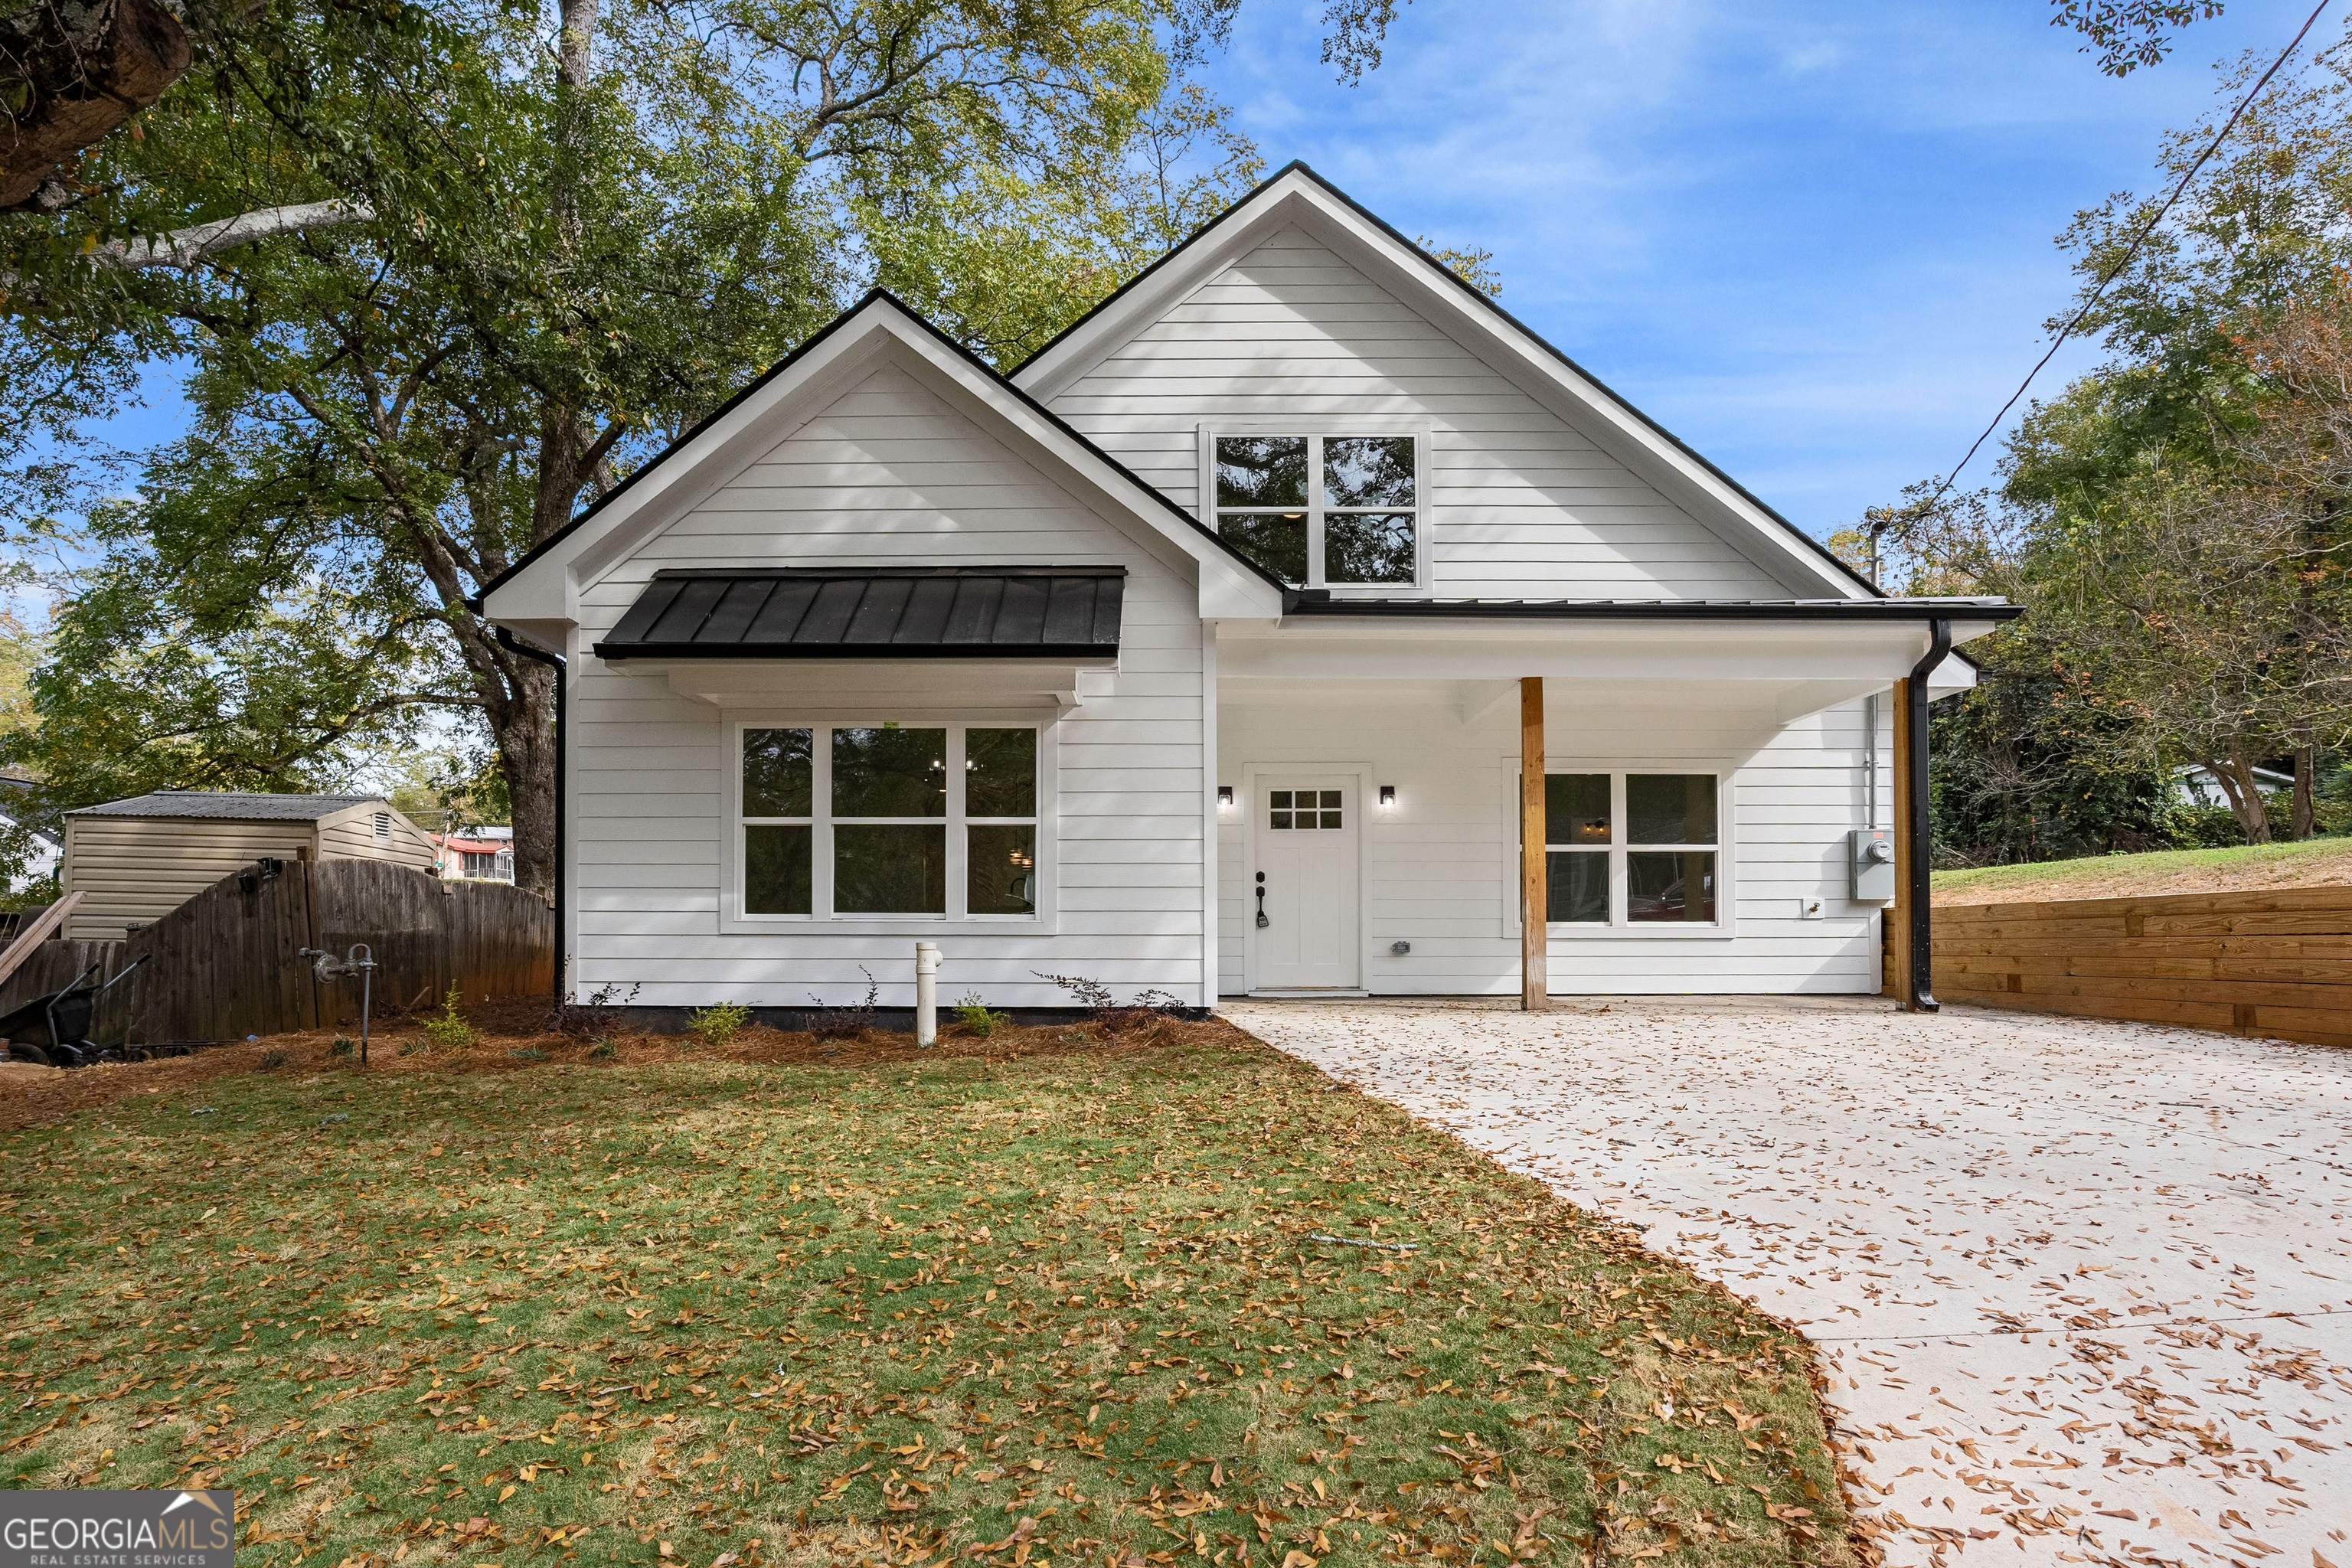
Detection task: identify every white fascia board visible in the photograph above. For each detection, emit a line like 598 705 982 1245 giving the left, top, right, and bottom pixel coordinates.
1013 168 1867 602
481 296 1283 631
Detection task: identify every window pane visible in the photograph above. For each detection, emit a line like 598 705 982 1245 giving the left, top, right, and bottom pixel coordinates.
1215 436 1308 507
1319 791 1341 808
832 727 947 817
834 824 946 913
1325 436 1416 508
968 825 1037 916
1546 851 1607 923
1544 773 1610 845
965 728 1037 817
1270 808 1293 830
1320 808 1342 829
745 825 812 914
1271 791 1292 808
743 728 812 817
1628 774 1717 844
1325 512 1416 584
1219 511 1308 585
1627 851 1716 923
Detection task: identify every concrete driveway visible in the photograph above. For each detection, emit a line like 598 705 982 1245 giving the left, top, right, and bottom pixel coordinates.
1221 997 2352 1568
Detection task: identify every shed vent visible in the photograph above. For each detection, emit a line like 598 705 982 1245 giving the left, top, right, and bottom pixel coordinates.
373 811 391 843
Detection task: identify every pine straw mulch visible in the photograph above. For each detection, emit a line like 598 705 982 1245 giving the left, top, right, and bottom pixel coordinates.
0 996 1247 1136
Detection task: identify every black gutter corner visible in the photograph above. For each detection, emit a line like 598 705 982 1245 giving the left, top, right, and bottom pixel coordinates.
1906 618 1951 1014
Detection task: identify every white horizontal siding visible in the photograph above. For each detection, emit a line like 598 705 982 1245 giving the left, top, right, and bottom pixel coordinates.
1218 694 1886 997
569 361 1208 1008
1046 226 1794 602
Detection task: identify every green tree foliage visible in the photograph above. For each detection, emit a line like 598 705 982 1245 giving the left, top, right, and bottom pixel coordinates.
2 0 1266 893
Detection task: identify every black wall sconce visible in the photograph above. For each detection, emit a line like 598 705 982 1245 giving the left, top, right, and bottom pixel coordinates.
1217 786 1234 808
1378 785 1396 808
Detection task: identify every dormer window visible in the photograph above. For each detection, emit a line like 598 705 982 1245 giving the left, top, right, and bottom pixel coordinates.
1211 433 1424 590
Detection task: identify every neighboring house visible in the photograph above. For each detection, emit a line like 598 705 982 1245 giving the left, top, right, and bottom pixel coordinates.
481 164 2014 1010
60 792 439 939
434 825 516 884
2173 763 2292 810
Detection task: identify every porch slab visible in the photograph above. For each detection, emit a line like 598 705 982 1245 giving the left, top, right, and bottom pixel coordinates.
1220 996 2352 1567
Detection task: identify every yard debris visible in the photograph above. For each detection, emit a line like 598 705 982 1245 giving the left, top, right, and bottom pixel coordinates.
1305 1233 1419 1253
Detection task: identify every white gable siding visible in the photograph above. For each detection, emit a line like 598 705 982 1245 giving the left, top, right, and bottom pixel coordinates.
1217 694 1886 996
567 361 1210 1008
1047 226 1794 602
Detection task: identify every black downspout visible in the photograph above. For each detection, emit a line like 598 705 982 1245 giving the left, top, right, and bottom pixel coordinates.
1907 618 1950 1013
493 626 567 1012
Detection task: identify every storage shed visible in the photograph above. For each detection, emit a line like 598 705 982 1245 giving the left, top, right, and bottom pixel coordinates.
60 791 439 939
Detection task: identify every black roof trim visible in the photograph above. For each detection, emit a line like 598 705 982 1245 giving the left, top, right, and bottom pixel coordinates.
592 565 1128 662
1009 159 1884 602
1273 593 2020 623
479 294 1289 606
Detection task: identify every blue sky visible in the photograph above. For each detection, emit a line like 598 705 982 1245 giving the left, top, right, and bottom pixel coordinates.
1187 0 2314 537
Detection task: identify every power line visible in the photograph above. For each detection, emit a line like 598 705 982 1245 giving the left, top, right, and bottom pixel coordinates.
1925 0 2336 506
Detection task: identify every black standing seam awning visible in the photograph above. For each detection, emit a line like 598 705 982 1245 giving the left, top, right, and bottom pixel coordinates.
591 567 1127 660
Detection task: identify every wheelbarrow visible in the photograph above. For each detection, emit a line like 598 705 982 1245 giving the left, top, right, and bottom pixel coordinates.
0 954 152 1067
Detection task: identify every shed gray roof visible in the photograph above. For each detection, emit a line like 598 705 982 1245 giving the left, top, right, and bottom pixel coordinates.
68 791 387 821
593 567 1126 660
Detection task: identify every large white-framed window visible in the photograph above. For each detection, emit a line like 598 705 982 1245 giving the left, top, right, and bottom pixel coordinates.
733 722 1043 923
1198 422 1431 594
1508 768 1729 933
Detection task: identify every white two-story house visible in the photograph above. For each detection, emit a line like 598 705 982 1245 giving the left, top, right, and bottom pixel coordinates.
480 164 2012 1013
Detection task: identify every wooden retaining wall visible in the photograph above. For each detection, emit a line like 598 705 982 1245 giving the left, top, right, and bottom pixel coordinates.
1928 886 2352 1047
0 858 552 1047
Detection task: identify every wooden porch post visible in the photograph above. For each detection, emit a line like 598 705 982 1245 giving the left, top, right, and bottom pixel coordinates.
1521 677 1547 1011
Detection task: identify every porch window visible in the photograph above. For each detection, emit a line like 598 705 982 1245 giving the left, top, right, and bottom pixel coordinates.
1214 434 1419 589
739 725 1038 920
1537 771 1720 926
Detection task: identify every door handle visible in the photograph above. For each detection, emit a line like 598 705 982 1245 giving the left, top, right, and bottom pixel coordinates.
1256 882 1269 928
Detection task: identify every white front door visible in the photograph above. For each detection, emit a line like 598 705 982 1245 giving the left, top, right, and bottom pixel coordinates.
1253 778 1361 990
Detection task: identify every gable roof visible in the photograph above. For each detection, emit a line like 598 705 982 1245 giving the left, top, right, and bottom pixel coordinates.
477 292 1289 629
1011 161 1880 602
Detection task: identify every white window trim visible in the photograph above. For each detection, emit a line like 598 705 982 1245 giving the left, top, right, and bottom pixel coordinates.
1197 420 1433 597
1498 759 1736 941
718 714 1059 936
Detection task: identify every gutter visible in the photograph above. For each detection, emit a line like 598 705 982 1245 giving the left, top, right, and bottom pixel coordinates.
1273 592 2021 622
1905 619 1952 1012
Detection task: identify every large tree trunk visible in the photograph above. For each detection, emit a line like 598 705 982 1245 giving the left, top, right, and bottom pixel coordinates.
2293 743 2318 841
488 654 558 897
2207 750 2275 844
2 0 190 210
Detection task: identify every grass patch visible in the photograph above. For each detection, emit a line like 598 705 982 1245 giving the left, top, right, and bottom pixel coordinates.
0 1028 1846 1566
1934 835 2352 906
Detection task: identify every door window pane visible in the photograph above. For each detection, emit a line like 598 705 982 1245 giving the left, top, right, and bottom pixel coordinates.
1318 789 1342 828
1547 851 1607 923
1544 774 1610 845
965 729 1036 816
968 825 1037 916
832 727 947 817
1324 436 1416 508
1627 774 1717 844
1325 512 1416 583
1628 851 1715 923
834 824 946 913
1216 436 1308 507
1220 511 1308 585
745 825 812 914
743 728 812 817
1269 789 1293 830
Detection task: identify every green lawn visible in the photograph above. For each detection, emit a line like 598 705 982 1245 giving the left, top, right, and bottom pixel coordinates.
0 1027 1847 1566
1933 835 2352 905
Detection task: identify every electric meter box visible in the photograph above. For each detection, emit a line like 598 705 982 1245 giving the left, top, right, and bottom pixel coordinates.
1851 828 1896 901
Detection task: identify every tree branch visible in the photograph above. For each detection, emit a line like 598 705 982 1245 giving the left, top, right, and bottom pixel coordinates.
100 198 374 271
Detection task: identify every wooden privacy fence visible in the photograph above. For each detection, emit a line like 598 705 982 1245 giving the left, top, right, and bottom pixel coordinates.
1927 885 2352 1047
0 858 552 1047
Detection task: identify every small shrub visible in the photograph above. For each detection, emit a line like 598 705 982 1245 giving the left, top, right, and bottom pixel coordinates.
952 993 1011 1037
328 1037 354 1058
557 979 642 1037
588 1040 616 1060
803 967 878 1040
508 1045 546 1063
1034 972 1190 1035
687 1003 753 1050
422 988 474 1050
257 1049 289 1072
